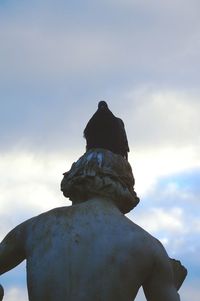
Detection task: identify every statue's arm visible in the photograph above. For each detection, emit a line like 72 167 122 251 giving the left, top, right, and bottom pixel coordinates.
143 242 181 301
170 258 187 291
0 224 26 275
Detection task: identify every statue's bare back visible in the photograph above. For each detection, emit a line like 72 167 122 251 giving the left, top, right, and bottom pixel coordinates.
0 198 179 301
26 198 155 301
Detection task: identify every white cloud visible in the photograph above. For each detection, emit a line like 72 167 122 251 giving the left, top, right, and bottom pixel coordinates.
3 287 28 301
107 87 200 196
129 145 200 195
0 151 73 238
125 88 200 148
133 207 185 233
129 204 200 260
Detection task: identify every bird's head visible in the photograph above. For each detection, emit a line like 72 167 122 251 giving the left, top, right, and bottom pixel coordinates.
98 101 108 110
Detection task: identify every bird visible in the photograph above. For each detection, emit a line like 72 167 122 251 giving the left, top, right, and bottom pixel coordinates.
83 101 130 159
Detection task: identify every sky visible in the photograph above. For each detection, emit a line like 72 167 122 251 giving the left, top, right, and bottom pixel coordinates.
0 0 200 300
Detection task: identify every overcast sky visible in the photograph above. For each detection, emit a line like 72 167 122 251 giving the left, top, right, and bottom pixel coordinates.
1 1 200 300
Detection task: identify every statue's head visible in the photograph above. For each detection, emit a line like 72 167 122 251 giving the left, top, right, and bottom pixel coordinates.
61 149 139 214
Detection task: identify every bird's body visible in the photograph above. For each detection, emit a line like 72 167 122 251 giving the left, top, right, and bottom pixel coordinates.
84 101 129 159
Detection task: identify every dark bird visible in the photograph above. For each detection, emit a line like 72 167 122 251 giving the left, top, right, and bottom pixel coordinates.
83 101 130 159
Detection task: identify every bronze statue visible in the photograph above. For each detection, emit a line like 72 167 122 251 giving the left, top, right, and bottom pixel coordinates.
0 103 187 300
0 149 187 301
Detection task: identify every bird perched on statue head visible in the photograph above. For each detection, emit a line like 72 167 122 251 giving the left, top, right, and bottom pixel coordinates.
83 101 130 159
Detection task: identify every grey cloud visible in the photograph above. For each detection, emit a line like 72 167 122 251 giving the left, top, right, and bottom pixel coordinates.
1 1 200 151
1 0 200 84
122 88 200 149
181 282 200 301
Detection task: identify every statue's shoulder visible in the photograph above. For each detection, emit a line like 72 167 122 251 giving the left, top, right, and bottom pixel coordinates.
26 206 73 225
6 206 72 239
124 216 163 252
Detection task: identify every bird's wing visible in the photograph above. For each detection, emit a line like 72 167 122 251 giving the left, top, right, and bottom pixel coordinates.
117 118 130 152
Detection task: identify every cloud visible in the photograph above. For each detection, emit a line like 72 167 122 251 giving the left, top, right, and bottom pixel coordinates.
0 151 73 238
127 167 200 301
1 0 200 86
0 25 119 81
1 85 200 155
129 167 200 284
1 0 200 153
124 88 200 148
180 281 200 301
134 207 185 233
2 286 28 301
130 146 200 196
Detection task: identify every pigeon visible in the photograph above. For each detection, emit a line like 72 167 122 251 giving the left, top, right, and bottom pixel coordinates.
83 101 130 159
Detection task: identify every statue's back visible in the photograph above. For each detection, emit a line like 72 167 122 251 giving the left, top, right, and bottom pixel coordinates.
25 198 155 301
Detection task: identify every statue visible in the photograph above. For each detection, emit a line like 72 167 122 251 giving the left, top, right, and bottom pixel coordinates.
0 149 187 301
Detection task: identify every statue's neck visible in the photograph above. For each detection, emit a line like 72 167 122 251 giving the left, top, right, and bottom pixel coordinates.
72 197 122 214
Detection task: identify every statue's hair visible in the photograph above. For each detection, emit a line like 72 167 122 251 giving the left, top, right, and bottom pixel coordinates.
61 149 139 214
